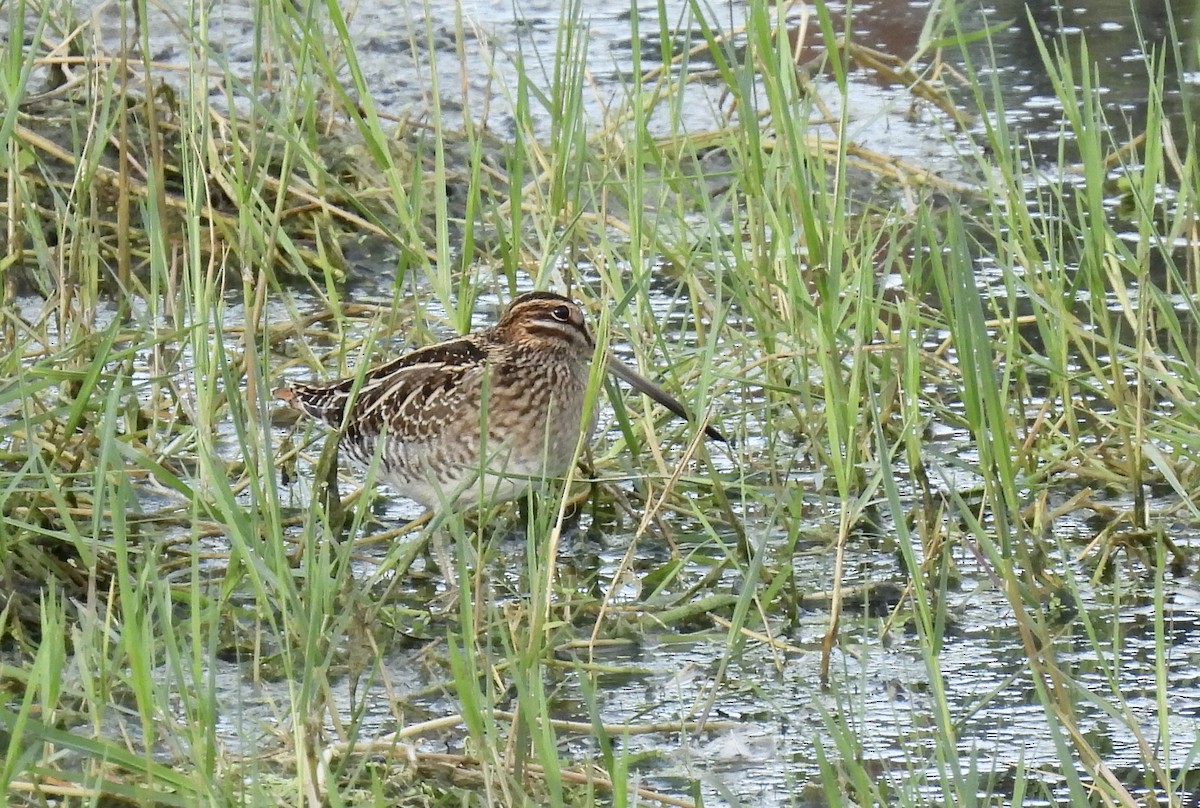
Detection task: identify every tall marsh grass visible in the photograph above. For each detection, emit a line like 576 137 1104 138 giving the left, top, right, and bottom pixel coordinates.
2 0 1198 805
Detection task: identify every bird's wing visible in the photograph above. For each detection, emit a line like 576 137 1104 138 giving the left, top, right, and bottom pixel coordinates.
345 337 488 444
278 335 491 442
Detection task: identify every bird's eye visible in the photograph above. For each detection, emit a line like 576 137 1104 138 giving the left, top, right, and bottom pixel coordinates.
551 305 571 322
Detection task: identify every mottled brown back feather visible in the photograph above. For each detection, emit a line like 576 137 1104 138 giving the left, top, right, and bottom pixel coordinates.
279 337 489 430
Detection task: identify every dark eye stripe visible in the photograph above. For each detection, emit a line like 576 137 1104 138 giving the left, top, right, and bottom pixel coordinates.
527 317 594 346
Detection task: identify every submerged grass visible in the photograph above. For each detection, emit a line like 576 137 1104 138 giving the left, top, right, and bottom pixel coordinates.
2 0 1200 805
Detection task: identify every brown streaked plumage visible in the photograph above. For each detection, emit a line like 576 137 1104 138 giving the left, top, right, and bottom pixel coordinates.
275 291 724 509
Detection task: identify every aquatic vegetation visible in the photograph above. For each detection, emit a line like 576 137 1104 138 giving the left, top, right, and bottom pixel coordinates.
2 0 1198 806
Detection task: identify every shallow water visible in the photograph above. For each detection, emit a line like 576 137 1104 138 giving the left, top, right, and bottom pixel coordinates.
11 0 1200 805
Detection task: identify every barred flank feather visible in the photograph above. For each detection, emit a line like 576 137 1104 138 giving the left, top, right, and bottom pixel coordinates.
274 383 349 428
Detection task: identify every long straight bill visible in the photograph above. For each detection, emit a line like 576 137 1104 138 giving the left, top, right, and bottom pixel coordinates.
605 354 726 443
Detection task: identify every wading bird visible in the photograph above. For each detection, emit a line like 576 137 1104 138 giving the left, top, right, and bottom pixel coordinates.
276 291 724 509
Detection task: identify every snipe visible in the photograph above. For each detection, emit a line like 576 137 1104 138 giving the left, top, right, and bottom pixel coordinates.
275 291 724 509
